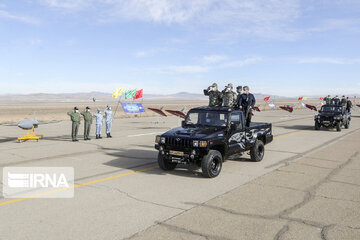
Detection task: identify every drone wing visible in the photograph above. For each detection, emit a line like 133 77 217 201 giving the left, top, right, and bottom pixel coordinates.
252 106 260 112
148 108 167 117
165 110 187 119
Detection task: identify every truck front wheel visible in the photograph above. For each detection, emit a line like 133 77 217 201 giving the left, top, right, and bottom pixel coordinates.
158 153 177 170
336 122 341 132
201 150 223 178
250 140 265 162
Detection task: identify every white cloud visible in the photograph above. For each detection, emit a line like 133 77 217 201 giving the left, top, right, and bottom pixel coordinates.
38 0 90 10
221 57 263 68
135 48 164 58
168 65 209 73
203 55 228 64
38 0 302 39
0 9 39 24
297 57 360 64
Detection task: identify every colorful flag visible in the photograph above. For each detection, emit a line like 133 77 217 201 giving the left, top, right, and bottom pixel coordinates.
134 89 143 99
125 89 137 99
303 97 308 100
320 97 324 100
112 88 123 98
268 102 276 108
298 97 303 101
264 96 270 101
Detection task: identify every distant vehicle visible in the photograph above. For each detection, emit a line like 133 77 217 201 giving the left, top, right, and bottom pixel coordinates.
155 107 273 178
314 105 351 131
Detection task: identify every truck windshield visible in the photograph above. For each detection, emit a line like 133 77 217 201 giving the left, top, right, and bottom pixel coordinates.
321 106 342 112
185 111 228 127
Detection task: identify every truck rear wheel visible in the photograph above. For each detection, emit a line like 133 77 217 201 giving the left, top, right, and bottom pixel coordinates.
250 140 265 162
201 150 222 178
158 153 177 170
336 122 341 132
344 120 350 129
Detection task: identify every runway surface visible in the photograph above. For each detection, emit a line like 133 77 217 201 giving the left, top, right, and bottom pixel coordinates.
0 108 359 239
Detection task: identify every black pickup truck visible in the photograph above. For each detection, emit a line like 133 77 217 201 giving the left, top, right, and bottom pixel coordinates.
314 104 351 131
155 106 273 178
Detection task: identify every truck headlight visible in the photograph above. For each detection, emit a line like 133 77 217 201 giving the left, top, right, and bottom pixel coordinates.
161 137 166 144
155 136 161 143
193 140 199 147
200 141 208 147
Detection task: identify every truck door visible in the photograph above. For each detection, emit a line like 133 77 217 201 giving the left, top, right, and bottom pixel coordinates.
227 111 246 156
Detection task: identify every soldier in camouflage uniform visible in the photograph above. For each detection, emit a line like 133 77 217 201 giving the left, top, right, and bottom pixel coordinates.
341 95 347 107
81 106 93 140
221 83 237 107
323 95 332 105
67 107 81 142
204 83 222 107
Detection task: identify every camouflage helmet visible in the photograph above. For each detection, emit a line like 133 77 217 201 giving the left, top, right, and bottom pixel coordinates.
211 83 218 88
225 83 233 89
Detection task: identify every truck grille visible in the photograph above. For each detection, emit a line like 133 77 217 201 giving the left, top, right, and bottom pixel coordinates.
165 137 192 148
321 116 333 121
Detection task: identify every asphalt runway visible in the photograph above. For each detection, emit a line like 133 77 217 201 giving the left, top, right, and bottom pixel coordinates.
0 108 359 239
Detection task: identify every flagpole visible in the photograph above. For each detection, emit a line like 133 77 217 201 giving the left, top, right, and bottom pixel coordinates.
114 95 123 119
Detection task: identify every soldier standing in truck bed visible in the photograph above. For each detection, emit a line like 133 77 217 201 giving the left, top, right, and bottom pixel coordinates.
238 86 256 127
203 83 222 107
346 97 352 113
235 85 242 109
323 95 332 105
221 83 237 107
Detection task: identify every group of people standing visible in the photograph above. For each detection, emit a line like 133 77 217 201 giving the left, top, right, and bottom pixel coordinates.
204 83 256 127
67 105 114 142
323 95 353 113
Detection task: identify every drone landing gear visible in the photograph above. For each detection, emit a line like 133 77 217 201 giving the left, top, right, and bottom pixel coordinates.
18 126 43 142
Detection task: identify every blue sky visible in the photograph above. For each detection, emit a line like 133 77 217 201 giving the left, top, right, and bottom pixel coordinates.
0 0 359 97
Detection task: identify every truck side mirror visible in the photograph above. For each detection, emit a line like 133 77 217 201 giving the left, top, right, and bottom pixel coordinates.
181 120 186 128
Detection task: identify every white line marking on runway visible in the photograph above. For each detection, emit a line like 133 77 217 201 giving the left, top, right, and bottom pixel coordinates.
127 132 164 137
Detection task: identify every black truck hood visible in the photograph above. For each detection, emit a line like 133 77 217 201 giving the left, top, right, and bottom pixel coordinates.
162 127 224 139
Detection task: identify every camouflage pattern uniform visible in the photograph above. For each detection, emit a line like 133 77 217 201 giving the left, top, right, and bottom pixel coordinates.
221 83 237 107
204 83 222 107
323 96 332 105
67 107 81 141
81 107 93 140
341 96 347 107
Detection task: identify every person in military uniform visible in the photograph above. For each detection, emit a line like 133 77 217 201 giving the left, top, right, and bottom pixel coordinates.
238 86 256 127
235 85 242 109
346 97 352 113
81 106 93 140
204 83 222 107
332 95 340 105
104 105 114 138
93 108 104 139
323 95 332 105
341 95 347 107
67 107 81 142
221 83 237 107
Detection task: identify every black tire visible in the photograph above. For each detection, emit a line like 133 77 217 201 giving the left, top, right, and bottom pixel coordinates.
157 153 177 170
201 150 223 178
250 140 265 162
344 120 350 129
336 122 341 132
315 121 320 130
